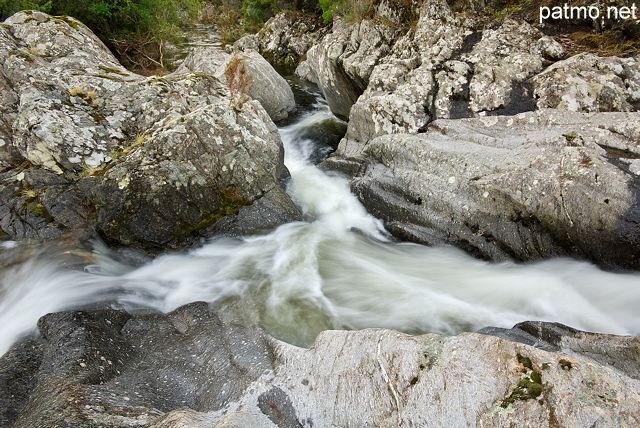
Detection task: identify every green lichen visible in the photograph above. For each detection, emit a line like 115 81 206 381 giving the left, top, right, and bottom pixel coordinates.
26 202 54 222
54 15 82 31
563 134 578 145
501 354 543 408
190 71 215 79
98 65 129 76
148 76 168 84
90 112 106 122
176 189 252 239
517 354 533 369
93 74 124 82
559 359 573 371
15 50 35 62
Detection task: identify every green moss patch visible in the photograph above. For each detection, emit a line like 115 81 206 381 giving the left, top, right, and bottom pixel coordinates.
26 202 54 222
177 189 252 239
93 74 124 82
54 15 82 31
98 65 129 76
559 359 573 371
501 354 543 408
14 50 35 62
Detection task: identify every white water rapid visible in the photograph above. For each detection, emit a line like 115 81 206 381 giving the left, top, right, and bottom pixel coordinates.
1 83 640 356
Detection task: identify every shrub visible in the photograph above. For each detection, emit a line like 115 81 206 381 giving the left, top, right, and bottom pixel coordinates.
319 0 374 23
2 1 204 73
0 0 52 18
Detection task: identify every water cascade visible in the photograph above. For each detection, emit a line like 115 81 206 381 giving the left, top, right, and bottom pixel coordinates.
1 83 639 356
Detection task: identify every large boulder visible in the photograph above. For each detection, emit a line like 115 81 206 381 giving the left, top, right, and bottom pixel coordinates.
298 17 404 120
235 12 327 71
2 303 639 427
325 2 565 157
340 0 469 155
533 53 640 112
325 109 640 269
0 11 300 252
176 47 296 122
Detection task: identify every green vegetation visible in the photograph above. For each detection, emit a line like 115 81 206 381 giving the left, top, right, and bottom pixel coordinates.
203 0 318 43
500 354 543 408
0 0 52 18
1 0 204 73
177 189 252 239
319 0 377 23
558 359 573 371
3 0 636 72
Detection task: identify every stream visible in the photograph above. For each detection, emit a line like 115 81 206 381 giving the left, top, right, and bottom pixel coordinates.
1 79 640 356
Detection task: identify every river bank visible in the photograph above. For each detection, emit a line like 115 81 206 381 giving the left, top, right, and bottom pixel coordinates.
1 3 640 427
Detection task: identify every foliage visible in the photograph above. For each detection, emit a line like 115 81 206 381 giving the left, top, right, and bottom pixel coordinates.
0 0 52 18
318 0 341 23
1 0 203 73
319 0 374 23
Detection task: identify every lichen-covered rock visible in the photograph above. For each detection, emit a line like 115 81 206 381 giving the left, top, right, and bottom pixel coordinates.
0 167 92 240
332 3 564 158
297 1 567 158
460 19 555 115
236 12 327 71
2 304 639 427
0 72 22 168
533 53 640 112
0 11 300 251
326 109 640 269
176 47 296 122
339 0 468 156
78 98 295 251
300 17 403 120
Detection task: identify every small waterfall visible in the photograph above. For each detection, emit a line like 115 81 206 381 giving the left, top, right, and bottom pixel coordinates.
1 83 640 355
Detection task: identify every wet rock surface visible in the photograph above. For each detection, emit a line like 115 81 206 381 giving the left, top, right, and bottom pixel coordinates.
0 11 300 252
2 304 639 427
0 303 276 427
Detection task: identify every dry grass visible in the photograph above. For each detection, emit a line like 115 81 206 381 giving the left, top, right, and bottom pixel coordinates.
224 53 252 110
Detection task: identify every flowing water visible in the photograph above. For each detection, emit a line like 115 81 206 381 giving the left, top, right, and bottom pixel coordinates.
1 81 640 356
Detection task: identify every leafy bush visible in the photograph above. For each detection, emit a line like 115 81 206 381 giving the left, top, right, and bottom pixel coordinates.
0 0 52 18
319 0 374 23
1 0 203 73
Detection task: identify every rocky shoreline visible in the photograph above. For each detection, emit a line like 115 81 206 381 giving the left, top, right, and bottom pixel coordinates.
1 2 640 427
239 0 640 269
2 302 639 427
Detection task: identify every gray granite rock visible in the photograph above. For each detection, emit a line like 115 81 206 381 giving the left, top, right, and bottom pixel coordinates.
533 53 640 112
0 11 300 252
2 304 638 427
325 109 640 269
176 47 296 122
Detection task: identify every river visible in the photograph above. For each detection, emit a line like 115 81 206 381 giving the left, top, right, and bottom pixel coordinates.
1 79 639 356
